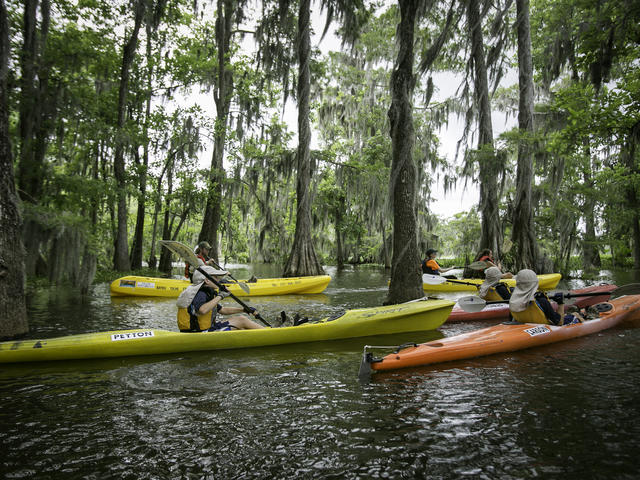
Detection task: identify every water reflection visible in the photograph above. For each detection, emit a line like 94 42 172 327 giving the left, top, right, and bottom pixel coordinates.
3 265 639 479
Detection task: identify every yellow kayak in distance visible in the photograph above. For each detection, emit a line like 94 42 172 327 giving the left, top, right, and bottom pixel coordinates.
0 299 454 364
110 274 332 298
422 273 562 292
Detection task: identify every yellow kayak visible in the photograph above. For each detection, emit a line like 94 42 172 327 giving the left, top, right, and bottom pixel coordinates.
110 275 332 297
0 299 454 363
422 273 562 292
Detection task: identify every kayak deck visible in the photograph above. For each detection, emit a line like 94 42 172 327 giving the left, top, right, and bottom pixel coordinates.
423 273 562 292
0 299 455 364
110 275 332 297
367 294 640 373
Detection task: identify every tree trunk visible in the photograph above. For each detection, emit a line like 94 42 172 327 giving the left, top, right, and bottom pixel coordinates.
113 0 145 271
632 214 640 270
130 148 147 269
385 0 422 304
0 0 28 339
466 0 500 255
335 196 345 269
199 0 234 263
511 0 538 271
283 0 324 277
149 156 172 269
130 27 153 270
623 122 640 269
159 156 175 274
582 161 601 270
17 0 51 276
148 188 162 270
17 0 49 203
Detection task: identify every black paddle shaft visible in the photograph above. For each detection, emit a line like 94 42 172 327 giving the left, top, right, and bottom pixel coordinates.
207 258 246 286
483 288 625 306
196 267 272 327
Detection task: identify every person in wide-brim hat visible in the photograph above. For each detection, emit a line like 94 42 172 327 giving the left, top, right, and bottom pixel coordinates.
177 265 263 332
178 265 228 308
509 269 583 325
478 266 513 300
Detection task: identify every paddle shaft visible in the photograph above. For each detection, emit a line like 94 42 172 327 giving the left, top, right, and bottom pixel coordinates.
564 291 618 298
423 274 479 287
196 267 272 327
160 240 250 293
206 257 249 291
439 261 488 271
443 278 480 287
482 289 620 306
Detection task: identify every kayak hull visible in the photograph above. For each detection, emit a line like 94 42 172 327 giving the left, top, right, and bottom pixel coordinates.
369 294 640 373
110 275 332 297
423 273 562 292
0 299 454 364
446 284 617 323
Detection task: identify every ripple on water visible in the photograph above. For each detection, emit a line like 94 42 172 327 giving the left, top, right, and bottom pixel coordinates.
3 271 640 479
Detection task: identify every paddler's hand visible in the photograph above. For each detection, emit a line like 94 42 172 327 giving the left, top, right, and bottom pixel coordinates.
551 292 564 305
216 290 231 299
247 307 257 316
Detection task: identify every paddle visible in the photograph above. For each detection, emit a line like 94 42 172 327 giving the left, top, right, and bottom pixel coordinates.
457 284 640 313
160 240 271 327
421 261 490 286
445 261 491 270
469 260 492 270
160 239 251 294
207 258 251 294
194 266 272 327
422 274 480 288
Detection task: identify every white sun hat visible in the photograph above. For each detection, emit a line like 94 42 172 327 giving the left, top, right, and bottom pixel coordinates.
509 269 539 313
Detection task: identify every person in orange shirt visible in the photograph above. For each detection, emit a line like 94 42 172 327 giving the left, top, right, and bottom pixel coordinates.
421 249 456 278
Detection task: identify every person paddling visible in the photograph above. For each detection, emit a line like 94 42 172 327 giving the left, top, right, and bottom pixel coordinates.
184 241 216 280
176 266 264 332
421 249 457 279
478 266 513 301
466 248 514 279
509 269 583 325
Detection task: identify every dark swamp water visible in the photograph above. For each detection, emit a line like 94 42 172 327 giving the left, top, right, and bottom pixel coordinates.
2 265 640 479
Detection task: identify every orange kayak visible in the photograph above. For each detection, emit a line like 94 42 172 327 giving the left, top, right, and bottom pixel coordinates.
446 284 617 323
364 294 640 374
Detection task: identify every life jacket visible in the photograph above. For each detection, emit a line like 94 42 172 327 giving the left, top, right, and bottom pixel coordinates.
177 307 213 332
422 259 439 275
482 288 504 302
510 301 549 324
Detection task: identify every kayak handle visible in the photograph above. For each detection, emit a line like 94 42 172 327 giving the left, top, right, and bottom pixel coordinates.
394 342 419 353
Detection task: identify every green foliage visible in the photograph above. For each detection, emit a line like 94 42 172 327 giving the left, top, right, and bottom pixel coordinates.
6 0 640 281
432 210 481 258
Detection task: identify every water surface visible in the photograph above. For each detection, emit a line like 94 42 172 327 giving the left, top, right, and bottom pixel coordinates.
1 266 639 479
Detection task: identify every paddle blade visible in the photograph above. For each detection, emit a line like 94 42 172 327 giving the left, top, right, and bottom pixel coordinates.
358 349 373 383
238 282 251 294
457 295 488 313
611 283 640 299
160 240 200 267
422 274 448 285
468 261 490 270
